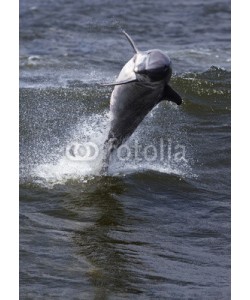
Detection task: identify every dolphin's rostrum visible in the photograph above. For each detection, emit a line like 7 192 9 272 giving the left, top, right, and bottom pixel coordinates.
102 31 182 173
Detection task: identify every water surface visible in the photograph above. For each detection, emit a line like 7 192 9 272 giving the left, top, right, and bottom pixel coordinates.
20 0 230 298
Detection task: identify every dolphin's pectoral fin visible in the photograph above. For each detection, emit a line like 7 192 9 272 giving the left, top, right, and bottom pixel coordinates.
160 84 182 105
100 78 138 87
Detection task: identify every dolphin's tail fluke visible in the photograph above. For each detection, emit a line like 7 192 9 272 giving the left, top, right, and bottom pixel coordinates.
100 136 123 175
100 138 115 175
122 30 139 54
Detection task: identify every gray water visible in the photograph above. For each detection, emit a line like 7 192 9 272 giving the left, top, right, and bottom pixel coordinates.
20 0 231 299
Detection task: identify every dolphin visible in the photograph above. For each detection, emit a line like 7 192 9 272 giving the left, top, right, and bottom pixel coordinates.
101 31 182 173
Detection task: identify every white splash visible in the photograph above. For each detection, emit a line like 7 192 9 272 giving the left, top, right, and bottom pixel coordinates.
31 113 110 187
28 105 194 188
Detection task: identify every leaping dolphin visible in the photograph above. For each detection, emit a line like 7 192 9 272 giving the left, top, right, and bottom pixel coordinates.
102 31 182 173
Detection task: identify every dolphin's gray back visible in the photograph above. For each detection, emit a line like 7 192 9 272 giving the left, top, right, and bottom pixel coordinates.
108 81 165 144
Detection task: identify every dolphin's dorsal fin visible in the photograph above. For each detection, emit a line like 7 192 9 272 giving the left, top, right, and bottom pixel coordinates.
100 78 138 87
122 30 139 54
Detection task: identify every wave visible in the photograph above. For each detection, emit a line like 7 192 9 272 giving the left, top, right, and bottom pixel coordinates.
173 66 231 114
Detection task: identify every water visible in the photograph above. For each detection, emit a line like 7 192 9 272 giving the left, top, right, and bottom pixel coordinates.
20 0 231 299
